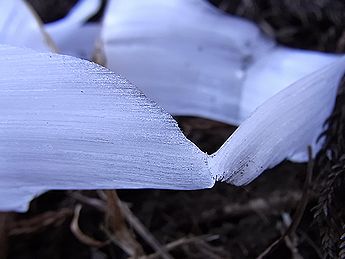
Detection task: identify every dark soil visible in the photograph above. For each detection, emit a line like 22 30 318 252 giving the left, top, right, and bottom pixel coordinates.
4 1 345 258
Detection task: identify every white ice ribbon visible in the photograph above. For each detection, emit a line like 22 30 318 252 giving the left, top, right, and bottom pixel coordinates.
101 0 340 126
0 46 212 211
0 45 344 212
45 0 102 59
0 0 54 51
0 0 345 212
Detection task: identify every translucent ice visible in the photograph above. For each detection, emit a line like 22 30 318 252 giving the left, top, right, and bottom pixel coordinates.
45 0 102 59
0 0 53 51
209 57 345 185
101 0 340 125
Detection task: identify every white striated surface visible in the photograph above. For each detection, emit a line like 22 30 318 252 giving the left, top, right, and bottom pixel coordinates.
1 0 345 212
101 0 340 126
102 0 274 125
209 56 345 185
0 45 213 212
0 0 53 51
0 46 344 212
241 47 340 121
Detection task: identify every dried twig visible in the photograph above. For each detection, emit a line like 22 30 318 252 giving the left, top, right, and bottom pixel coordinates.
119 203 173 259
283 235 304 259
70 204 107 248
70 192 106 211
71 191 173 259
182 236 226 259
280 215 303 259
104 190 144 257
256 146 314 258
92 40 106 66
134 235 219 259
223 191 302 216
9 208 72 236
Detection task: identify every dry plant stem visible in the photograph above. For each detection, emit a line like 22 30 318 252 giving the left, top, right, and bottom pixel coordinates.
119 203 174 259
134 235 218 259
71 191 173 259
92 40 106 67
283 235 304 259
70 204 107 248
180 237 226 259
104 190 144 257
0 213 11 259
9 208 73 236
222 191 302 216
70 192 106 211
256 146 314 259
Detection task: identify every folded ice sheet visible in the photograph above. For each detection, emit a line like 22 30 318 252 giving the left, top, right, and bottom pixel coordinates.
209 57 345 185
0 45 344 212
1 0 345 212
102 0 272 125
101 0 340 125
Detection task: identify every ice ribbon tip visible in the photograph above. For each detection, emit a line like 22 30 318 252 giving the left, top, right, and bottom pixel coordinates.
209 56 345 186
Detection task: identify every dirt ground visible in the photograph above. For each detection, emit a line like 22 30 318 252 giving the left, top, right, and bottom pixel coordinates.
3 0 345 258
